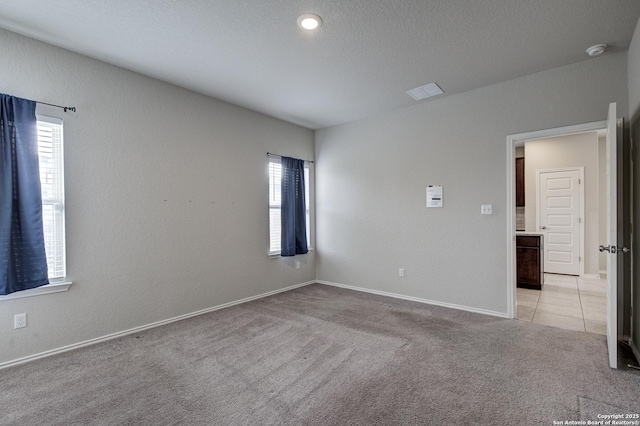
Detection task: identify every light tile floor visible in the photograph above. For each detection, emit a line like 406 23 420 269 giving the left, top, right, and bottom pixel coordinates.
516 273 607 335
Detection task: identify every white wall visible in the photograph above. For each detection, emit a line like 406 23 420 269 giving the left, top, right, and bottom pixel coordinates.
523 132 600 276
316 52 628 315
0 29 315 365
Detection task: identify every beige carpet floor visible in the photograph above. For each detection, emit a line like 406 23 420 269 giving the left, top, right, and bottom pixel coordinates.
1 284 639 425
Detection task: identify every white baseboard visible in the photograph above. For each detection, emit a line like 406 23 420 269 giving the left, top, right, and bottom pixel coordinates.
582 274 601 279
0 280 315 370
316 280 509 319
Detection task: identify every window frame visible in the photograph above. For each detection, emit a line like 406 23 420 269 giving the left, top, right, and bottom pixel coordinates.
268 157 312 257
37 114 67 283
0 114 71 301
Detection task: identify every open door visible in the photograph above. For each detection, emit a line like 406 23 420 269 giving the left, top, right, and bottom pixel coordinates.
603 102 618 369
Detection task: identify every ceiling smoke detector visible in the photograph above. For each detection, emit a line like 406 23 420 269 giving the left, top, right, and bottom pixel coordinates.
586 44 607 57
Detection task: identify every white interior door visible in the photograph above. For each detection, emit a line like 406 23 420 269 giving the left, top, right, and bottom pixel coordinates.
538 169 582 275
605 102 618 369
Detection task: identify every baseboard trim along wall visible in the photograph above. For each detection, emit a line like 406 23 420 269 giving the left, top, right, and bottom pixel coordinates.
316 280 510 319
0 280 316 370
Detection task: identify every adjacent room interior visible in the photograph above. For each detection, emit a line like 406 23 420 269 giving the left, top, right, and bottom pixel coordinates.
514 130 609 334
1 1 640 424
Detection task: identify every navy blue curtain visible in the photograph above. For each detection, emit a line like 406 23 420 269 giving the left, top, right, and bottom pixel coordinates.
281 156 308 256
0 94 49 295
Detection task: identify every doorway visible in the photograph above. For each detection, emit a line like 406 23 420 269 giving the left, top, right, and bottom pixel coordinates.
507 105 623 369
511 132 600 333
506 119 607 319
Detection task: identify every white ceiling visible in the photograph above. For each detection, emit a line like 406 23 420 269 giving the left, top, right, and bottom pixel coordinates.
0 1 639 130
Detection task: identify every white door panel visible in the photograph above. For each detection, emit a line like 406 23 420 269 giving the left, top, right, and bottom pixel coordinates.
546 233 572 245
538 169 581 275
547 215 573 226
547 196 572 208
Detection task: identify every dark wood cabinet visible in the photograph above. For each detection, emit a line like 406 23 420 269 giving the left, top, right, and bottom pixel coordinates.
516 234 543 290
515 157 525 207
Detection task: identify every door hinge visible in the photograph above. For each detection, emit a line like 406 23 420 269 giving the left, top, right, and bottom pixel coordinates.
578 178 581 184
579 218 582 224
579 256 582 262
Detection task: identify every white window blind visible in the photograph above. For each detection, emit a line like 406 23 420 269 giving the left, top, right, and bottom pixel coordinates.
269 159 282 254
37 116 66 282
268 158 310 255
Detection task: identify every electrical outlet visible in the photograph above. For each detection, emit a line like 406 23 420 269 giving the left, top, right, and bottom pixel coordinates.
296 261 301 269
399 268 405 278
14 313 27 329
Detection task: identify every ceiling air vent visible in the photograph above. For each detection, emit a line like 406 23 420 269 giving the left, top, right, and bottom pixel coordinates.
406 83 444 101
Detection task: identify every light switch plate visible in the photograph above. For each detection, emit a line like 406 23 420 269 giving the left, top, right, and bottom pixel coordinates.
481 205 493 215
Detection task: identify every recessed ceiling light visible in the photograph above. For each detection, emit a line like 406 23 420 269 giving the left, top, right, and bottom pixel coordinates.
297 13 322 30
586 44 607 57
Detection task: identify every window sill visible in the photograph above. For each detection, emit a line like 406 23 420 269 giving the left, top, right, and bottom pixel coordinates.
0 281 72 301
269 247 314 259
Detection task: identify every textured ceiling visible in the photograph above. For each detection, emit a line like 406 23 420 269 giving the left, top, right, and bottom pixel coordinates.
0 0 639 129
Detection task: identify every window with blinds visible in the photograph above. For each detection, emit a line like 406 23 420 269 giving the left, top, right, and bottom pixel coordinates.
37 116 66 282
268 158 310 255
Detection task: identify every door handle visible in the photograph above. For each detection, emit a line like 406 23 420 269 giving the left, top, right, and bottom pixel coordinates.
599 245 630 254
541 226 547 230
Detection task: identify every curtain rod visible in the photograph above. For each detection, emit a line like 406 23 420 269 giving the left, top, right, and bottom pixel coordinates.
37 101 76 113
267 152 314 164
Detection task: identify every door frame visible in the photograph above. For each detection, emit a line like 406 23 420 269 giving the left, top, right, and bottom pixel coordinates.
506 121 606 319
535 166 585 277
